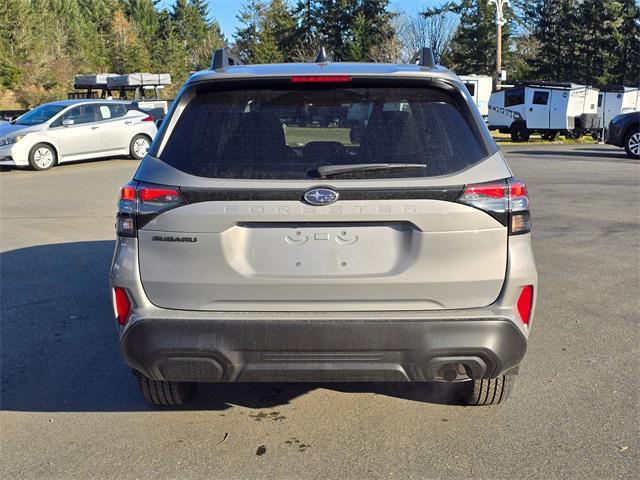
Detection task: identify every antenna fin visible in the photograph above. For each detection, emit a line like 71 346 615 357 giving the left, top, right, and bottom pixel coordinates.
315 47 330 63
410 47 436 68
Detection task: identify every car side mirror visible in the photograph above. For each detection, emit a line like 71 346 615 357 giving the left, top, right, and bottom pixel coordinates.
62 119 75 126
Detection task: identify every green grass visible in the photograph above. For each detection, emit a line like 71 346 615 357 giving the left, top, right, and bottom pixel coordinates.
285 126 354 146
284 125 598 147
492 131 597 145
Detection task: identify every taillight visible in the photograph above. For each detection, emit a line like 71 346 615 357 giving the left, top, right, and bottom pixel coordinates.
517 285 534 325
141 115 154 122
139 187 181 202
116 182 185 237
457 178 531 235
508 180 531 234
114 287 131 325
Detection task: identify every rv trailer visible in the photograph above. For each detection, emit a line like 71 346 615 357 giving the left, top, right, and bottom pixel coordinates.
459 74 493 120
488 81 600 142
597 86 640 130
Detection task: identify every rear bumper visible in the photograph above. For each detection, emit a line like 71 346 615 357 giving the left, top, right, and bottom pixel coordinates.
121 317 527 383
605 122 625 147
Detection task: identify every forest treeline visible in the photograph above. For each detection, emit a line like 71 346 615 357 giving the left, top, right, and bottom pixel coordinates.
1 0 638 108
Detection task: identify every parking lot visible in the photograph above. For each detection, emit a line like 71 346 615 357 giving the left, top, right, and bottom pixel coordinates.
1 143 638 479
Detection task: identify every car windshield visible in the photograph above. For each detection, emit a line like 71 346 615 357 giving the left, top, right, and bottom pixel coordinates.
15 104 66 126
159 85 487 180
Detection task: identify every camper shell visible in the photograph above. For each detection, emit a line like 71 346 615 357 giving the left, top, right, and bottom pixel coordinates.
459 74 493 120
488 81 599 141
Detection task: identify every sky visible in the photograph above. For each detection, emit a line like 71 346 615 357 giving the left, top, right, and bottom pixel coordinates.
157 1 443 41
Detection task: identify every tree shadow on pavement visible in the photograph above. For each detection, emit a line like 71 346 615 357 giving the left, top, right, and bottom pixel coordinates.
0 241 467 413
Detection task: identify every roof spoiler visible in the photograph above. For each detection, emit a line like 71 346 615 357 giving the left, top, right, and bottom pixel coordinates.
410 48 436 68
211 48 243 70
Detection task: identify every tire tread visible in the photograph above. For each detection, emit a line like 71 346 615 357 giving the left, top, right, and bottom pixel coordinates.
136 374 195 406
465 375 514 406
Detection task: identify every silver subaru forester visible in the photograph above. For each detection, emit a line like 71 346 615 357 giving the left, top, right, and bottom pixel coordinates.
110 49 537 406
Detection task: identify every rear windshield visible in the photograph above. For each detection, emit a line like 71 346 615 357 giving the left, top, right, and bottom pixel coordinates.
159 86 486 179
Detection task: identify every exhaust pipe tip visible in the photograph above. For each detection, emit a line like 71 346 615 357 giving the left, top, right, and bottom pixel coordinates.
442 367 458 382
437 364 464 382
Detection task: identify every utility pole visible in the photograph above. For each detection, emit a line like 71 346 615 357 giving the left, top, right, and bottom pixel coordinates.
488 0 509 90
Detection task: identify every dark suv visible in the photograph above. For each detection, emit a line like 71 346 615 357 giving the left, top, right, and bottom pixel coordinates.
606 111 640 158
110 49 537 406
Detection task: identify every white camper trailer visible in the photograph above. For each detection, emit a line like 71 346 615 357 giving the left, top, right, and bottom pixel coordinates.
597 86 640 129
488 81 599 142
459 75 493 119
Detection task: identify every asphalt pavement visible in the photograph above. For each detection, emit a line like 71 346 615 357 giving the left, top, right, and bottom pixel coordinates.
1 144 638 479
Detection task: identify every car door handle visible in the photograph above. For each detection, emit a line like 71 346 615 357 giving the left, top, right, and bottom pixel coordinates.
91 125 99 130
124 121 133 125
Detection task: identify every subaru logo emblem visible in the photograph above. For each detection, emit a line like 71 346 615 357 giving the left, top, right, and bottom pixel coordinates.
304 188 339 206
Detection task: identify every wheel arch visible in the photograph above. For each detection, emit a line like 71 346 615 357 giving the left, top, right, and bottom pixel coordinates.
510 119 527 130
131 132 153 143
29 141 59 163
622 120 639 140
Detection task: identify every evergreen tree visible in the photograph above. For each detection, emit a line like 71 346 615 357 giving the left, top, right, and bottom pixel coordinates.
576 0 624 85
267 0 297 61
289 0 323 60
123 0 161 54
617 0 640 84
523 0 639 85
430 0 514 76
110 7 151 73
4 0 636 110
316 0 354 60
156 9 189 84
523 0 580 82
234 0 268 63
352 0 396 61
172 0 219 70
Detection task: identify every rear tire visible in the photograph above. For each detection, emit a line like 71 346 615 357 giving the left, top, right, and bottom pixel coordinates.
623 129 640 159
136 373 196 406
463 375 515 406
28 143 57 171
129 134 151 160
510 123 530 142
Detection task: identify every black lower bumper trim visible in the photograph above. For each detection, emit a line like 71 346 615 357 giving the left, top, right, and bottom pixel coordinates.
121 318 527 382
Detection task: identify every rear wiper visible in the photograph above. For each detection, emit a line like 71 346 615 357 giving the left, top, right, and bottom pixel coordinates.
317 163 427 178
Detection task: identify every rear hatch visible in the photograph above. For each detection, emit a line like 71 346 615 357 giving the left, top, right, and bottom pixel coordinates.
133 78 511 311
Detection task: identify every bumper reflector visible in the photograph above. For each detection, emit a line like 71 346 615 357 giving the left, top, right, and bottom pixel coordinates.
114 288 131 325
517 285 534 325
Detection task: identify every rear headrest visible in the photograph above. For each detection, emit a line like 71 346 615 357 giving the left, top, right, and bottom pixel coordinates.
359 110 418 161
234 112 286 146
221 112 291 163
379 111 410 125
303 141 347 163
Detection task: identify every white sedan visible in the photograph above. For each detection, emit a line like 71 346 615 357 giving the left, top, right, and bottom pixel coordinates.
0 100 157 170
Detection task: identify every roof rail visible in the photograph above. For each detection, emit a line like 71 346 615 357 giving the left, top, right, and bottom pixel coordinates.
211 48 243 70
410 47 436 68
